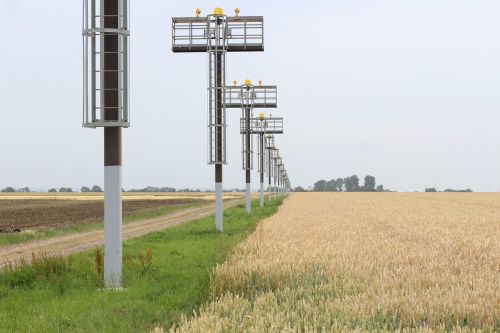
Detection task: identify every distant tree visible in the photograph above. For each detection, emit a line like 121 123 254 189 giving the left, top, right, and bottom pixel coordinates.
444 188 473 192
335 178 344 192
91 185 103 192
17 187 31 193
59 187 73 193
160 187 176 192
344 175 359 192
313 180 327 192
364 175 376 192
326 179 337 192
312 175 386 192
1 187 16 193
81 186 91 192
425 188 437 192
127 186 178 192
293 186 305 192
48 188 57 193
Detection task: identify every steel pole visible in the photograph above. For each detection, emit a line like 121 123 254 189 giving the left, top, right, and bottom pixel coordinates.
103 0 122 289
215 49 223 231
259 134 264 208
245 106 251 214
273 166 277 200
267 148 272 202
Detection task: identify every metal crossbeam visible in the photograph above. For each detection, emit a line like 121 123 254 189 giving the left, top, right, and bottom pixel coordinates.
224 85 277 109
240 116 283 134
172 16 264 52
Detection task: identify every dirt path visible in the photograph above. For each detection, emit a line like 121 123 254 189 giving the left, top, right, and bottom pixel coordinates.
0 199 243 268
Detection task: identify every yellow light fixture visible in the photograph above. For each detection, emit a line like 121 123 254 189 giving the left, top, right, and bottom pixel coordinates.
244 79 252 86
213 7 224 16
259 112 265 119
258 80 263 86
233 80 237 86
195 8 201 17
235 8 240 16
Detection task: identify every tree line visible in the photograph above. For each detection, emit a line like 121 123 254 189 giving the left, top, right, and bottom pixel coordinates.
1 185 207 193
312 175 384 192
424 188 472 192
1 185 103 193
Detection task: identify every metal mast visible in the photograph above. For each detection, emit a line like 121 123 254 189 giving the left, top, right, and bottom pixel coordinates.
272 149 281 199
257 125 265 207
243 83 252 214
265 135 276 201
172 8 265 230
253 114 283 207
225 80 277 213
83 0 130 288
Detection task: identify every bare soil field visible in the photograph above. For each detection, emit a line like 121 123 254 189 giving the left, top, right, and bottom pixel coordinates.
0 198 244 268
0 198 201 232
172 193 500 332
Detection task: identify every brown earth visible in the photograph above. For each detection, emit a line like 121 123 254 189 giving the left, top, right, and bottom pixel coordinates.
0 199 200 232
0 198 243 268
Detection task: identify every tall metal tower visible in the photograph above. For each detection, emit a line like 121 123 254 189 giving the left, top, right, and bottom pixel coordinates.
272 148 281 199
278 162 285 196
276 156 282 196
252 113 283 207
265 135 277 201
172 8 265 230
224 80 278 213
83 0 130 288
281 167 290 194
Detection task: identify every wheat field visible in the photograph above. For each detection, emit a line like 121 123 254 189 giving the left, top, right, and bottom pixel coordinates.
170 193 500 332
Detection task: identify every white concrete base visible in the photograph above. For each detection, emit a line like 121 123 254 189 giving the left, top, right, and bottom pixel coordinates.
245 183 251 215
259 182 264 208
104 165 122 289
215 182 223 231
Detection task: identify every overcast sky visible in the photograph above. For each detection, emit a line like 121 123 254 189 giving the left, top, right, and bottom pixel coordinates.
1 0 500 192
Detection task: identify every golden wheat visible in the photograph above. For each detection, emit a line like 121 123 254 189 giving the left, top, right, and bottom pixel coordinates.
170 193 500 332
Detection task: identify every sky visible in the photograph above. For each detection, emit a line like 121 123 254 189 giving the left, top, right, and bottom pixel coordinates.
1 0 500 192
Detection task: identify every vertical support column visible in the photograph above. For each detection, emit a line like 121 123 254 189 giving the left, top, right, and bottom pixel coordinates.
273 166 277 200
277 170 280 197
280 171 283 196
245 107 251 215
215 50 223 231
268 147 272 202
103 0 122 289
281 172 284 196
259 134 264 208
278 170 281 196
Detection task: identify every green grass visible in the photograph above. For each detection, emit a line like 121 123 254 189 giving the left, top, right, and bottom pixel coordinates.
0 201 206 248
0 198 283 333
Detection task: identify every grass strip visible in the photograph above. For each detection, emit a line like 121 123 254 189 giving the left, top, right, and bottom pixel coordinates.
0 197 282 332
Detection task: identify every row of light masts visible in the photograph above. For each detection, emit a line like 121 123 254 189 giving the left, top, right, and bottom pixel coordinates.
171 7 292 226
82 2 291 288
